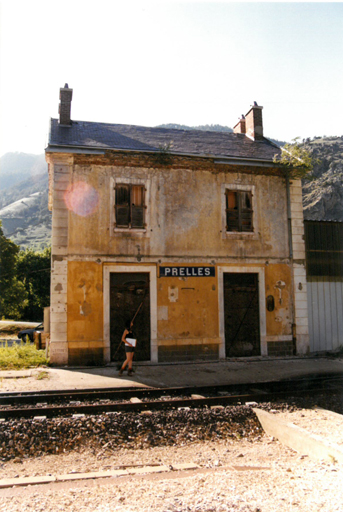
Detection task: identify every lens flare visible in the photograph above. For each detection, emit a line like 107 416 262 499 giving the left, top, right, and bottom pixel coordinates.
64 181 99 217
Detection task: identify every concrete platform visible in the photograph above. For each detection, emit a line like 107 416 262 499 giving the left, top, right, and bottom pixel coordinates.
1 357 343 391
254 407 343 464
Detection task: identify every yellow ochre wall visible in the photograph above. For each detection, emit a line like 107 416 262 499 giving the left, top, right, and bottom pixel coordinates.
64 260 293 362
265 264 292 336
157 272 219 341
67 261 103 365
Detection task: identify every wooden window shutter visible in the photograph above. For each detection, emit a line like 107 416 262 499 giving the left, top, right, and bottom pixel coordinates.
226 190 239 231
240 191 253 232
115 185 130 227
131 185 145 228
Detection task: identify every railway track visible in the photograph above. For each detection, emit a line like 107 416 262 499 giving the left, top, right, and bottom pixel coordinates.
0 374 342 419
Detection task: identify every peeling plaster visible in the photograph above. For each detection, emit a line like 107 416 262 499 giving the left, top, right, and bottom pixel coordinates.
158 306 168 321
274 280 286 304
78 279 91 301
79 301 92 316
168 286 178 303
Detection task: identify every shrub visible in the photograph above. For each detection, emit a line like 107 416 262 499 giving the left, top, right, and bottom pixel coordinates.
0 341 49 370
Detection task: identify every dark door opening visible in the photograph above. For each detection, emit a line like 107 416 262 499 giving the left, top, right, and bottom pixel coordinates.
224 273 260 357
110 273 150 361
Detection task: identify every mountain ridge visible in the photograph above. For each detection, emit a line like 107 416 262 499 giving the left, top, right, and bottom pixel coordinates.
0 152 46 191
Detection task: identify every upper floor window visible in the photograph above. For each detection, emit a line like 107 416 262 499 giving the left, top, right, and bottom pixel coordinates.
115 184 146 229
225 189 253 232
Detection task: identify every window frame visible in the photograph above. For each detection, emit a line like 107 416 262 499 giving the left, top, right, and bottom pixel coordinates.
115 183 146 229
111 177 150 236
221 183 258 239
225 189 253 233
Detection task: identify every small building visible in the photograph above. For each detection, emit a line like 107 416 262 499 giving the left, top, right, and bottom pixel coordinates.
45 85 310 366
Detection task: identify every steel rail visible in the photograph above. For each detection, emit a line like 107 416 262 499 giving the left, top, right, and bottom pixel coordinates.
0 374 342 407
0 384 342 420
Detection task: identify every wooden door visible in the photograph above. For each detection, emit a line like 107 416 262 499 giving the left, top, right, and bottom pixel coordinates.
110 273 150 361
224 273 260 357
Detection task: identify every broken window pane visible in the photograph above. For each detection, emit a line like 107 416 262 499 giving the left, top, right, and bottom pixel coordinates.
131 206 144 228
131 185 143 206
116 185 130 206
116 205 130 227
115 185 130 227
226 190 237 210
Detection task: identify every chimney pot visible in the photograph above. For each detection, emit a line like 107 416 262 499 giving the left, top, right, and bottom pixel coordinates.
59 84 73 126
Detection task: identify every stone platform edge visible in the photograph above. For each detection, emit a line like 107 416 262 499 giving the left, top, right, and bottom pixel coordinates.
253 408 343 463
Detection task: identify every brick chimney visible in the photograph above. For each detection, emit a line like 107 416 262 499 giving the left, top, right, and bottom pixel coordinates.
233 115 246 134
245 102 263 141
59 84 73 125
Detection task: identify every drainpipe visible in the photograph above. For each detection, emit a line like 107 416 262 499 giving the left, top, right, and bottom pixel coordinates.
286 172 296 353
286 173 293 259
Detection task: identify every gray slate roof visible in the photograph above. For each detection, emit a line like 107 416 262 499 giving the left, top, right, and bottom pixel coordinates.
48 118 281 162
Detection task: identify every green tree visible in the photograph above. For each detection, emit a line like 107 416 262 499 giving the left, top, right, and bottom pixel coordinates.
0 221 28 319
16 246 51 321
274 138 317 179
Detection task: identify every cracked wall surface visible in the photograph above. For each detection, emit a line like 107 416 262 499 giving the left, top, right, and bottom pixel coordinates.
46 152 309 364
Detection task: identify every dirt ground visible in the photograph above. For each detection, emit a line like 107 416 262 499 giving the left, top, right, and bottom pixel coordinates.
0 435 342 512
0 371 56 392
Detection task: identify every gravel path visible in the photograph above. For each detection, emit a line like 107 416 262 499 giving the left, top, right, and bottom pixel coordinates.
0 436 342 512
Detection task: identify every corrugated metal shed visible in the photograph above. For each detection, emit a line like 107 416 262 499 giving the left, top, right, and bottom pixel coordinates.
305 220 343 278
305 220 343 352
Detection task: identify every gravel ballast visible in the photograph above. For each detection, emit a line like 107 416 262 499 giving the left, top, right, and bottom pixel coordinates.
0 406 261 461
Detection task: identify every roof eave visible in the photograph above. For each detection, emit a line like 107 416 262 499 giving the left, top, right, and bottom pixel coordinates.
213 158 280 168
45 145 106 155
45 143 280 167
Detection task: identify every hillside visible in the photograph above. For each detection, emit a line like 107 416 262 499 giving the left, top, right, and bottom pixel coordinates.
0 155 51 249
158 123 234 133
302 136 343 221
0 152 46 191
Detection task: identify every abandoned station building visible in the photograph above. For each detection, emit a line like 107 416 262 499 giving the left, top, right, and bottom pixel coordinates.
45 85 309 366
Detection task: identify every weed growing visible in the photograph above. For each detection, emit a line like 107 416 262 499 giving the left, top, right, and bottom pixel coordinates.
35 370 50 380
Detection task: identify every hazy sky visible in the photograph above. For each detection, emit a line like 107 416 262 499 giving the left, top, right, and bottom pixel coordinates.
0 0 342 156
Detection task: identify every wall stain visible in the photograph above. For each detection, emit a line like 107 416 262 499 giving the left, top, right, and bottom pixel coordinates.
79 301 92 316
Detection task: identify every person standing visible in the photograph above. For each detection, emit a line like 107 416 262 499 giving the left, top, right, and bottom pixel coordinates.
119 320 136 376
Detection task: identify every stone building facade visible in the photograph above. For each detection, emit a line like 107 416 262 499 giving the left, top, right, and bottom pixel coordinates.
45 85 309 365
